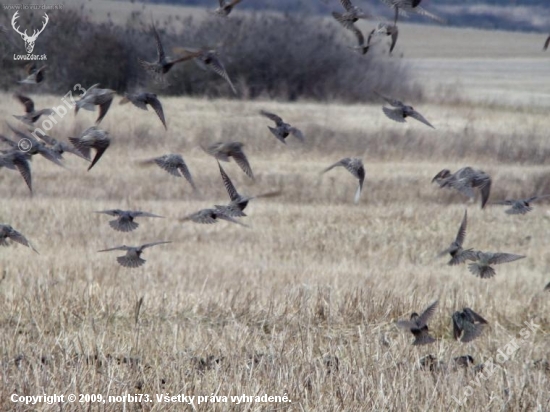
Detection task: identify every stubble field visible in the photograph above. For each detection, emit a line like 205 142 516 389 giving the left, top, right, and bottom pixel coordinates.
1 7 550 411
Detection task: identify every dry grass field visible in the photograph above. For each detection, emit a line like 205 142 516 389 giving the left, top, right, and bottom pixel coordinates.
1 2 550 411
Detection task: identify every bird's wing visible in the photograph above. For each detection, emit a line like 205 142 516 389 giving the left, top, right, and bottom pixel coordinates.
207 55 237 95
321 159 345 174
289 127 305 142
528 194 550 203
132 211 164 218
544 35 550 51
493 199 514 206
0 134 18 149
477 176 491 209
414 6 446 24
139 241 172 251
417 300 438 327
95 209 121 217
7 229 33 250
13 154 32 192
351 25 365 46
33 131 55 146
122 94 147 110
178 162 197 191
68 137 92 160
389 26 399 53
395 320 415 330
146 95 167 130
182 210 217 224
254 189 282 199
448 249 477 266
232 149 254 179
455 210 467 246
463 308 488 325
87 141 110 171
460 321 484 343
96 97 114 124
340 0 354 12
37 146 65 168
148 157 179 177
218 161 240 201
152 23 165 62
332 12 354 31
217 213 249 227
408 109 435 129
260 110 283 125
488 253 525 265
374 91 403 107
98 245 131 252
411 327 436 346
6 123 41 145
452 313 462 341
15 93 34 113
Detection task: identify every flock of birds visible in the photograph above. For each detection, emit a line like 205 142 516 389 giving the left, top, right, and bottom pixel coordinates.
1 1 550 369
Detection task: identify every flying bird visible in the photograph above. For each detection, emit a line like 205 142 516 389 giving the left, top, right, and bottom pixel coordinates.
260 110 304 144
321 157 365 203
350 28 376 55
13 93 53 126
381 0 445 25
0 224 38 253
95 209 164 232
332 0 372 51
375 91 434 128
432 167 492 209
138 23 197 83
214 0 244 16
18 63 47 84
119 92 167 130
173 46 237 94
99 241 171 268
32 130 89 161
214 161 280 217
2 124 65 168
467 251 526 279
332 0 371 25
202 142 254 179
493 195 550 215
452 308 487 343
68 126 111 171
139 154 197 191
375 22 399 54
396 300 438 346
0 150 32 192
438 210 476 266
180 208 248 226
74 84 115 125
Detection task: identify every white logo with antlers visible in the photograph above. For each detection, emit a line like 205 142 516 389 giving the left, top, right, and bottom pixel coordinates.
12 11 49 54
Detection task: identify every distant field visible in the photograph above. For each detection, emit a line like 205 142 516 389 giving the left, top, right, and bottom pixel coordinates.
1 2 550 411
61 0 550 105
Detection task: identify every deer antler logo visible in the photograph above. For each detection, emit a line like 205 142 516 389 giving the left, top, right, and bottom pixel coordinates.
12 11 49 54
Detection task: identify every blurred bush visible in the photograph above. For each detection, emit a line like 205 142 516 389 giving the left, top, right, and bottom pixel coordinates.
0 7 420 102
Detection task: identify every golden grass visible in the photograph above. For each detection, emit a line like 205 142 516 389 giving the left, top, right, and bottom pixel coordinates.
1 4 550 410
1 89 550 410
